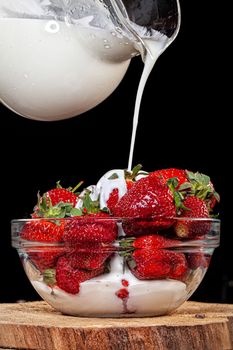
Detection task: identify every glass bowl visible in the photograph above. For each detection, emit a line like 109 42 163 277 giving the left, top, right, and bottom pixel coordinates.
11 216 220 317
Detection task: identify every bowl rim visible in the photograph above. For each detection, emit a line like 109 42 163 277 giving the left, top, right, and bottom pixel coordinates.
11 217 221 223
11 216 220 249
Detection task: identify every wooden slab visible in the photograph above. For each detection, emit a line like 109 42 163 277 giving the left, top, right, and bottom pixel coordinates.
0 301 233 350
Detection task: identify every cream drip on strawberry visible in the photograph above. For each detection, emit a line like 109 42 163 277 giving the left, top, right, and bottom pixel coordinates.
75 170 127 211
96 169 127 209
75 169 148 213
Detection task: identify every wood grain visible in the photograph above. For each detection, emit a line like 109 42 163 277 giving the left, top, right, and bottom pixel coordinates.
0 301 233 350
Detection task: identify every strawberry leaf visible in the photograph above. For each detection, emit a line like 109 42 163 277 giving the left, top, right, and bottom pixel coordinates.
187 171 210 187
186 171 197 181
41 193 48 211
173 191 189 211
185 171 220 207
167 177 179 189
131 164 143 177
179 182 192 191
211 213 220 218
70 208 83 217
127 258 137 270
213 191 220 202
167 178 189 211
81 190 100 214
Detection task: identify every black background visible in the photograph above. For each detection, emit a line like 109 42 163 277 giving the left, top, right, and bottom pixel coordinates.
0 1 231 303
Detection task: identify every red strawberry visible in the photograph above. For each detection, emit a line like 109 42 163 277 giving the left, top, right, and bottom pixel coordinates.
33 181 83 218
168 252 188 279
29 248 64 271
113 176 176 235
63 213 117 243
107 180 133 214
175 196 210 238
107 165 144 213
126 180 134 190
186 253 211 269
122 217 176 236
106 188 119 214
130 252 171 279
55 256 104 294
21 220 64 242
114 176 176 219
67 250 111 270
150 168 187 188
132 234 178 249
128 249 187 280
21 220 65 271
47 188 77 207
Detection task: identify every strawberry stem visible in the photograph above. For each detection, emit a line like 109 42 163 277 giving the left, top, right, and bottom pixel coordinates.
125 164 148 181
56 181 62 189
72 181 84 193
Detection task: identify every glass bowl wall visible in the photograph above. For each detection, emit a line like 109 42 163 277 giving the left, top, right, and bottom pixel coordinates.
11 217 220 317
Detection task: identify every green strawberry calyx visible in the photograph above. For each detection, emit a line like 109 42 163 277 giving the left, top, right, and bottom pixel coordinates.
119 237 135 251
43 269 56 287
118 241 137 272
167 172 220 213
34 193 82 218
80 189 109 215
81 190 100 214
179 171 220 207
119 239 135 269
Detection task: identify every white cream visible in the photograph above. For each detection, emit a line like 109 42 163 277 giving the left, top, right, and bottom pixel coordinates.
27 256 187 317
127 36 168 171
